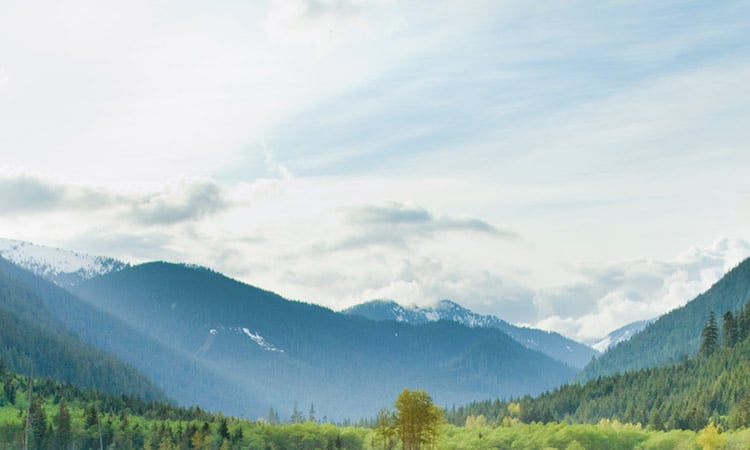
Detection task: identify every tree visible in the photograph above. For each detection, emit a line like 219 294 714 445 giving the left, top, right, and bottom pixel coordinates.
290 402 304 423
723 311 738 348
696 421 725 450
394 389 443 450
52 400 73 450
308 403 317 423
373 407 397 450
28 396 47 450
699 311 719 359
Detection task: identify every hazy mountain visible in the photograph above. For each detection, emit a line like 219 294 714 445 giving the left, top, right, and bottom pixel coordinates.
591 318 655 353
0 238 127 286
0 256 265 417
580 257 750 381
72 262 577 419
344 299 598 369
0 257 163 401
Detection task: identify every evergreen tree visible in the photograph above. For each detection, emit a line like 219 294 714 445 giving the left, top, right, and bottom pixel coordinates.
308 403 317 423
699 311 719 358
52 400 73 450
290 402 304 423
29 396 48 450
723 311 738 348
217 418 229 441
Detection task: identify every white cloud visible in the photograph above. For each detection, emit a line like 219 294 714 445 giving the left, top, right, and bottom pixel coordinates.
531 238 750 343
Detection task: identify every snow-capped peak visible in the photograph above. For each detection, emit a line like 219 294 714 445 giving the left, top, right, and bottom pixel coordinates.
0 237 127 286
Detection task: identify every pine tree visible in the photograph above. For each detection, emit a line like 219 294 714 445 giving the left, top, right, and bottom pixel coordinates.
723 311 738 348
308 403 316 423
52 400 72 450
290 402 304 423
699 311 719 358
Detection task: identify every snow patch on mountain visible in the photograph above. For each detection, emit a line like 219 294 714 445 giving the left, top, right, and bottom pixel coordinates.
0 237 127 286
592 319 655 353
241 327 284 353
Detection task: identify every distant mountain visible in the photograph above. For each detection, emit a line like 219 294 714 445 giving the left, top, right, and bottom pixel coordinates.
591 318 655 353
72 262 577 419
344 299 598 369
580 257 750 381
0 257 164 401
0 256 263 417
0 238 127 286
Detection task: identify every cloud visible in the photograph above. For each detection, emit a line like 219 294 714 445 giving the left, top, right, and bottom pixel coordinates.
329 202 515 251
0 172 229 228
529 238 750 343
0 172 112 214
130 180 229 225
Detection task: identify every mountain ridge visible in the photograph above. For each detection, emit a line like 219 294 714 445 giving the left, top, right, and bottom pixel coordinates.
343 298 598 369
71 261 577 419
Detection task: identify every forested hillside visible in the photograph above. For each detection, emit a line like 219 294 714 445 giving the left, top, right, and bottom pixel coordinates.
0 257 266 418
72 262 577 419
0 258 163 401
581 257 750 380
448 300 750 433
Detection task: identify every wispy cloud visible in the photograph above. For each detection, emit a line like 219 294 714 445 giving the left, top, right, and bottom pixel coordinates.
328 202 515 251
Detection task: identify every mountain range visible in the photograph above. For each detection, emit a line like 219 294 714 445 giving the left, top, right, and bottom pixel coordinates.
343 299 598 369
0 238 579 420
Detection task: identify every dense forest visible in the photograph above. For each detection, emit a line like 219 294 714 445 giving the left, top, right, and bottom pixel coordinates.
447 301 750 436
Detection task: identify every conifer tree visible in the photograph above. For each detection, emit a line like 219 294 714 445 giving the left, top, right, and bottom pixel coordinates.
723 311 738 348
52 400 72 450
699 311 719 358
308 403 316 423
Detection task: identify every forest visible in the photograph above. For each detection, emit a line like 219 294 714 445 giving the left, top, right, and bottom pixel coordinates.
3 360 750 450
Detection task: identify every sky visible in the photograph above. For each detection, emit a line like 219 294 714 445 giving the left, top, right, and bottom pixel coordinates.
1 0 750 344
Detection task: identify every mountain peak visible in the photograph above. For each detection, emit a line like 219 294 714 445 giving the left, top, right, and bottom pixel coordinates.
0 237 127 286
343 298 599 368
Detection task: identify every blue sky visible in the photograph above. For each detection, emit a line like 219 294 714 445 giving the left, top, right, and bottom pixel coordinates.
1 0 750 342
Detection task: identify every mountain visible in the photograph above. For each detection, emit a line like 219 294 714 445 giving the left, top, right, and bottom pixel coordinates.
591 318 655 353
0 257 164 401
580 257 750 381
71 262 577 419
0 256 263 417
0 238 127 286
343 299 598 369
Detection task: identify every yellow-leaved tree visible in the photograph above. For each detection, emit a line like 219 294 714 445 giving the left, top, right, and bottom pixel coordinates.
394 389 444 450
